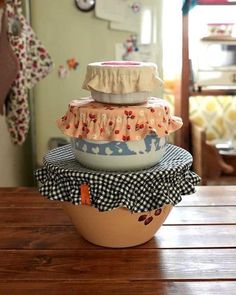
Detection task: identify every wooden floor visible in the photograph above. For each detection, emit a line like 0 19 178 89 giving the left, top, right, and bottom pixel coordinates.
0 186 236 294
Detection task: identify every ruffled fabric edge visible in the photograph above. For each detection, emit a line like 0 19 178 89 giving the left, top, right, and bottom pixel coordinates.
57 115 183 141
82 63 163 94
35 160 201 213
56 98 183 141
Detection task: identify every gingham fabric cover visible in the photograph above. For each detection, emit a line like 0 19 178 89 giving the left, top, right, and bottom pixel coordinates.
35 144 200 213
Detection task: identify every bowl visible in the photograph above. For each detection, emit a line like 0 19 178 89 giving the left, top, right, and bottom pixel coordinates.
82 61 163 105
71 134 167 171
63 203 173 248
90 90 151 105
207 23 234 36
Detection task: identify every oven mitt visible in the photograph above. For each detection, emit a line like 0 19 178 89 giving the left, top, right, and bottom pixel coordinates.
24 18 54 89
0 10 19 115
5 0 54 145
5 84 30 145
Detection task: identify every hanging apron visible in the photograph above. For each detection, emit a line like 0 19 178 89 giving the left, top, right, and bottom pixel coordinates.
5 0 54 145
0 8 19 115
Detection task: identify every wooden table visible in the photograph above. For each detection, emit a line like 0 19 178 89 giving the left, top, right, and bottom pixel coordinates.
0 186 236 294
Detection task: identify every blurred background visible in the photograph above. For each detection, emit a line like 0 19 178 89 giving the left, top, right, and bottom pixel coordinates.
1 0 236 186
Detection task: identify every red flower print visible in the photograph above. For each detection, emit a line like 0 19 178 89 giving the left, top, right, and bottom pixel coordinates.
135 123 144 131
38 47 46 54
127 124 131 130
16 109 22 114
29 40 35 46
124 110 135 119
82 123 89 133
109 121 113 126
144 216 153 225
105 105 115 110
137 209 164 225
89 113 97 123
154 208 162 216
115 130 120 134
66 124 70 129
74 122 79 129
138 215 147 221
122 135 130 141
100 128 104 133
149 108 155 113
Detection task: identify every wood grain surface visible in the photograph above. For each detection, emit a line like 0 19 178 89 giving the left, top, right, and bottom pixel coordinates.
0 186 235 294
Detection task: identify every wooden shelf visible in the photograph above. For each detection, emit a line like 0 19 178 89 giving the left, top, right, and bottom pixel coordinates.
190 89 236 96
198 1 236 5
201 36 236 42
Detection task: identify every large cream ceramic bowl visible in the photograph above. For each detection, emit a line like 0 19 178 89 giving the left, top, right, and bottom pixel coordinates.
63 203 173 248
91 90 151 105
71 135 167 171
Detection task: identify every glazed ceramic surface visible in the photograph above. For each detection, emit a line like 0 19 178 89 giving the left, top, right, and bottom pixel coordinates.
71 135 167 171
63 203 173 248
91 90 150 105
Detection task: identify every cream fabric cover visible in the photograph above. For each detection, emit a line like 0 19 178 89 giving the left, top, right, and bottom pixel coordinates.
82 61 163 94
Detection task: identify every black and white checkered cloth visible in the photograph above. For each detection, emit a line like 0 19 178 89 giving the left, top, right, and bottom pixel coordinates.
35 144 201 213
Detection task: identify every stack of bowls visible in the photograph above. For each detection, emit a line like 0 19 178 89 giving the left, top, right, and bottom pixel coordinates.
58 61 182 171
56 61 184 247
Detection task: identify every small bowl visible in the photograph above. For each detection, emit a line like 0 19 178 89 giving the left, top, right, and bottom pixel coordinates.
71 134 167 171
63 203 173 248
91 90 150 105
207 23 234 36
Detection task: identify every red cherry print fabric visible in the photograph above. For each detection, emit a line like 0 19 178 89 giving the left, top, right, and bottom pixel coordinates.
57 98 183 141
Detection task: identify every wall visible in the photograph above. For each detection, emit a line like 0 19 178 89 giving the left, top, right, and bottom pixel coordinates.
30 0 163 165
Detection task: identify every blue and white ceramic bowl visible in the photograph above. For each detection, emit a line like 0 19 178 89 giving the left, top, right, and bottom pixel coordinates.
71 135 167 171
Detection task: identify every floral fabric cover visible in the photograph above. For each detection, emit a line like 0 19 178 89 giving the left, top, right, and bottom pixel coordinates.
57 97 183 141
0 10 19 115
5 0 53 144
82 61 163 94
35 144 201 213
